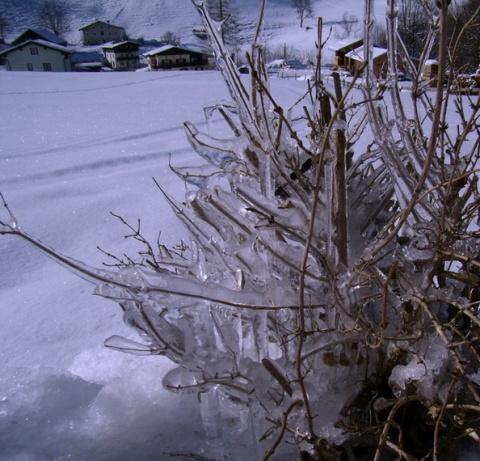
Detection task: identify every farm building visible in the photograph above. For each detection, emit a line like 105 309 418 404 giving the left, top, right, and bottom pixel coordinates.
144 45 209 71
79 20 127 46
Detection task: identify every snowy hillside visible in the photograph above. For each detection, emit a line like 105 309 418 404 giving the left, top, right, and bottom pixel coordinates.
1 0 388 55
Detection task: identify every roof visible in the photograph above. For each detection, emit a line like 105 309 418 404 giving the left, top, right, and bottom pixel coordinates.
11 29 67 46
266 59 286 68
328 38 363 52
70 50 103 63
143 45 208 57
79 20 125 31
345 46 388 62
285 58 309 69
0 39 72 56
101 41 139 50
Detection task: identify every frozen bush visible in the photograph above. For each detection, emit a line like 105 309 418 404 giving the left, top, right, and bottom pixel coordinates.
1 0 479 459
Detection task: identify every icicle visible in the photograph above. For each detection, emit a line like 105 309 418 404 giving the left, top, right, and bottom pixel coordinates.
104 335 163 356
184 122 242 169
199 389 223 446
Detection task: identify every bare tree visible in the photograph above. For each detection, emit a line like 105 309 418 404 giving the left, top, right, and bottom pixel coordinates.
0 11 10 44
397 0 430 57
291 0 314 28
371 22 387 47
447 0 480 73
335 11 360 39
37 0 71 37
160 31 180 46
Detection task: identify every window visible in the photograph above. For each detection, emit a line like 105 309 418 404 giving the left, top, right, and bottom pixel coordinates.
30 47 38 55
43 62 52 71
27 63 34 71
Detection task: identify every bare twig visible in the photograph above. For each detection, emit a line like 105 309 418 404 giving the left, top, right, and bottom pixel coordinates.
262 400 303 461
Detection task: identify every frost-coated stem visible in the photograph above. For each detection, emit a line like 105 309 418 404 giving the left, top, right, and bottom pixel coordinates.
363 0 375 89
332 73 348 266
294 49 366 441
426 0 448 158
261 400 303 461
386 0 430 184
192 1 259 138
1 221 322 311
252 0 266 46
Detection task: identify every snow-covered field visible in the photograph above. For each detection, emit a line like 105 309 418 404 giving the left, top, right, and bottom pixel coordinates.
0 70 311 460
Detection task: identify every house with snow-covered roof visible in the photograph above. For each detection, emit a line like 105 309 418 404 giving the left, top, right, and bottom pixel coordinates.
11 29 68 47
80 20 127 46
144 45 209 71
101 41 140 71
344 45 389 78
329 38 406 79
328 38 364 70
0 39 73 72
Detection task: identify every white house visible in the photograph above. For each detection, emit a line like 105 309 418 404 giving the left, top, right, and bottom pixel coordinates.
0 39 73 72
101 41 140 70
79 20 127 46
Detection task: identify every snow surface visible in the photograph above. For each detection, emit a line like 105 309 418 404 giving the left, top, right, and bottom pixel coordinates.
0 70 314 460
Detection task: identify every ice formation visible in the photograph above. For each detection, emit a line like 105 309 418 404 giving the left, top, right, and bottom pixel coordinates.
1 0 479 459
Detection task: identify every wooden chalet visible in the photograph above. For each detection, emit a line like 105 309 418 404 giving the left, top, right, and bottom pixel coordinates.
345 46 389 78
144 45 209 71
328 38 364 70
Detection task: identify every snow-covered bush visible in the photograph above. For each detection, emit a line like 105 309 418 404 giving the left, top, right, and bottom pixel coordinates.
1 0 479 459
